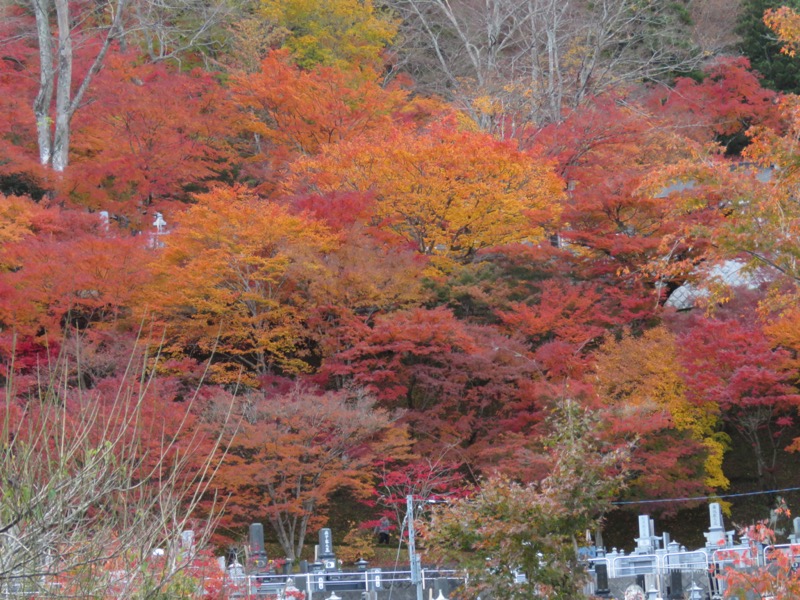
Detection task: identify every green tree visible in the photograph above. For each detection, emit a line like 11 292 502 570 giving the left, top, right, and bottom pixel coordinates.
424 401 629 600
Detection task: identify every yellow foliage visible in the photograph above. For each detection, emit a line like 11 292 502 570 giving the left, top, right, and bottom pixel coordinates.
472 95 501 116
337 522 376 564
765 7 800 57
595 327 729 490
0 194 44 245
702 435 730 490
260 0 397 69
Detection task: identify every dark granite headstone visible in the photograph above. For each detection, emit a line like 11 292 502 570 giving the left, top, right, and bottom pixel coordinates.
249 523 268 571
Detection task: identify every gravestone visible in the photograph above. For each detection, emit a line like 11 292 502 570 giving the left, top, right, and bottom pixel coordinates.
319 528 338 570
704 503 726 547
668 569 683 600
595 562 610 597
635 515 657 554
249 523 268 571
790 517 800 544
228 559 245 585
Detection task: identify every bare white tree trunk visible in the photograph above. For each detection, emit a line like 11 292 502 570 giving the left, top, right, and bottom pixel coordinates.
29 0 229 173
32 0 54 167
51 0 72 173
30 0 127 172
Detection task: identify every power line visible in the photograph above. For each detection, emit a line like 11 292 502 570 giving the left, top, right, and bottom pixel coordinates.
612 486 800 506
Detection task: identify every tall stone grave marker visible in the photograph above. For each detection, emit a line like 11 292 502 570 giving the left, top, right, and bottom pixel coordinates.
704 503 726 548
249 522 268 571
318 528 337 570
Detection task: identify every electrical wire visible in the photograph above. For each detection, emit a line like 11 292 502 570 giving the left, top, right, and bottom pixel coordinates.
612 485 800 506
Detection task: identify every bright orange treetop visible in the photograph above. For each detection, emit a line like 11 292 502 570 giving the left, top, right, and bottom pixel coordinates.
232 51 411 191
141 185 338 383
286 121 564 266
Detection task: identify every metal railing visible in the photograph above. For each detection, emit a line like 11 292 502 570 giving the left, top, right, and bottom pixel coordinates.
588 549 713 598
590 549 709 578
225 568 465 599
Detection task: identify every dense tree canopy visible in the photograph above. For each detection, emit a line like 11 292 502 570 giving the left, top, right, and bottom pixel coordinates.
3 0 800 585
286 121 564 265
141 185 338 382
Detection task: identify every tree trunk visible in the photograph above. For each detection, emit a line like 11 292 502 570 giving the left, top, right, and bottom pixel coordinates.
32 0 54 167
31 0 126 172
52 0 72 172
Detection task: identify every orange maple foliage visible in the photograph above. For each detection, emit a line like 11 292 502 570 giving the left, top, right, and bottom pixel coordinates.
531 97 722 293
765 6 800 57
727 93 800 283
0 45 49 196
141 185 338 383
286 121 564 266
232 51 412 190
718 502 800 599
0 193 57 245
0 196 151 347
594 326 726 500
305 227 429 334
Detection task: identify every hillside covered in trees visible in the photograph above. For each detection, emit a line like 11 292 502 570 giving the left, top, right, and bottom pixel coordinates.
4 0 800 597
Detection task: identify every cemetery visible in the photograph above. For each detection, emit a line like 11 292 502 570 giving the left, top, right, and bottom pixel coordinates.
221 523 460 600
213 503 800 600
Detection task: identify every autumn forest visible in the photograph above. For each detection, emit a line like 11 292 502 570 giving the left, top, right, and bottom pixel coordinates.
4 0 800 596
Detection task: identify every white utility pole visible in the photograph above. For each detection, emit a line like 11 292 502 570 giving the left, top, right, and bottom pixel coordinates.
406 495 424 600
